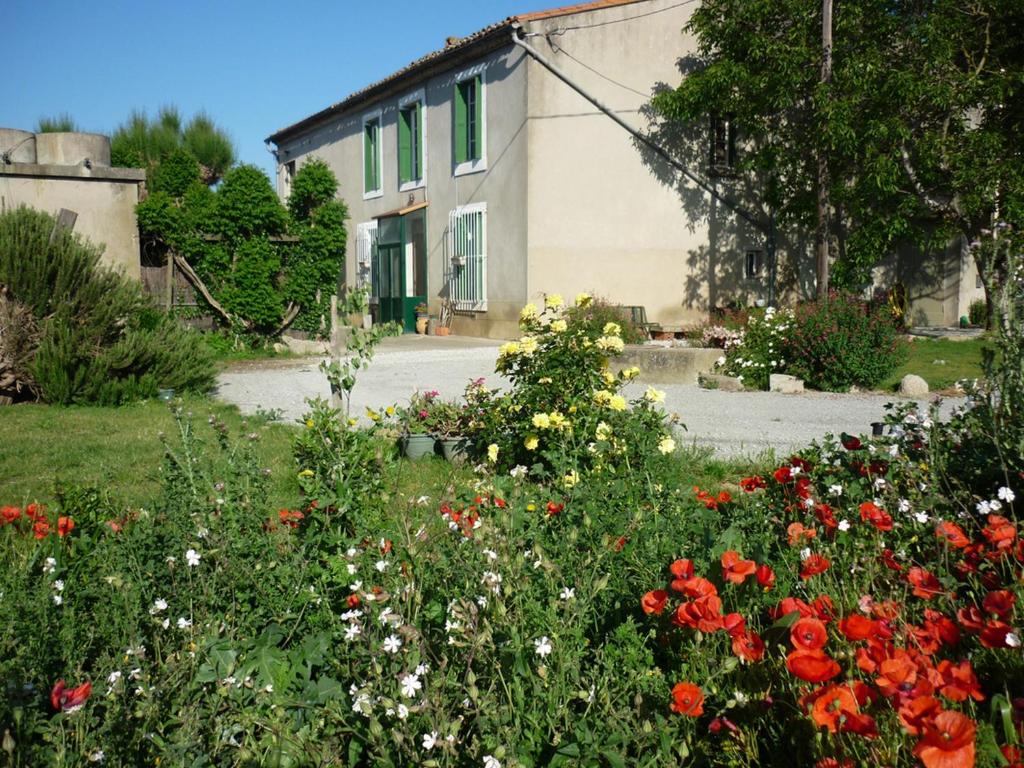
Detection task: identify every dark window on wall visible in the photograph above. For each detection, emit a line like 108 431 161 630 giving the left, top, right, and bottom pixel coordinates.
745 250 763 280
454 76 482 164
710 115 737 174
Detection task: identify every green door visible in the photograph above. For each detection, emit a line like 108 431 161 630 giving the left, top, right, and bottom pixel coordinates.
373 210 427 333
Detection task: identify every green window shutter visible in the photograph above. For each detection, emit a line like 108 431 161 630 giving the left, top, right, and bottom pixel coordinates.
364 123 373 193
472 76 483 161
398 109 411 184
414 103 423 179
454 82 468 164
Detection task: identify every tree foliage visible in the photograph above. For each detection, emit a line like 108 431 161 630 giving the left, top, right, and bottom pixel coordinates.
111 106 236 185
137 159 347 337
653 0 1024 291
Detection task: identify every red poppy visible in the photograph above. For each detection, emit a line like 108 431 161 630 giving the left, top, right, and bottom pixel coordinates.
732 630 765 662
613 536 627 552
679 577 718 599
815 760 854 768
33 519 50 540
379 539 393 554
721 550 756 585
641 589 669 615
708 716 738 734
790 455 813 473
770 597 817 620
739 475 766 492
546 501 564 516
773 466 793 484
841 433 862 451
277 509 304 529
842 711 879 739
1002 746 1024 768
814 503 838 529
923 609 960 648
812 595 836 621
787 523 816 546
494 497 507 508
875 653 918 699
755 564 776 590
935 521 970 549
898 695 942 735
669 682 704 716
669 558 695 580
56 516 75 537
838 614 876 641
859 502 893 531
982 514 1017 551
673 595 724 633
346 594 361 608
1 506 20 524
913 710 975 768
880 548 904 572
957 605 985 633
723 612 746 637
982 590 1015 620
800 554 830 580
807 683 860 733
787 649 841 683
907 567 944 600
980 620 1014 649
937 659 984 702
50 679 92 712
791 618 829 651
25 503 44 520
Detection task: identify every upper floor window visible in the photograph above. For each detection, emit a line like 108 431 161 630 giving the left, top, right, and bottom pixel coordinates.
454 71 485 175
709 115 737 175
363 111 382 198
398 90 425 190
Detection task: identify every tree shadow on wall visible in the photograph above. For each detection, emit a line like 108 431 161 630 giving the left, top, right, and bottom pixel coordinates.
633 58 813 317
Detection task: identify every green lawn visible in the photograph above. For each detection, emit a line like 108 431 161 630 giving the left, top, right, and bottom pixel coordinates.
0 396 300 509
881 335 992 391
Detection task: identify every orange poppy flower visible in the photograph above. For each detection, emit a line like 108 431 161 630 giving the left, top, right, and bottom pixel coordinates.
25 503 44 520
770 597 817 620
875 653 918 699
755 564 776 590
907 567 944 600
898 695 941 735
923 609 961 648
50 679 92 712
721 550 756 584
838 614 876 641
669 682 704 716
859 501 894 531
806 683 859 733
740 475 766 492
980 620 1013 649
787 649 841 683
982 514 1017 551
937 660 984 702
913 710 975 768
33 519 50 540
815 759 854 768
791 618 829 651
957 605 985 633
935 521 970 549
814 503 839 529
673 595 724 633
982 590 1015 619
669 558 695 580
679 576 718 599
723 612 746 637
787 522 817 546
1 506 20 524
56 516 75 537
641 589 669 615
732 630 765 662
800 554 830 580
813 595 836 621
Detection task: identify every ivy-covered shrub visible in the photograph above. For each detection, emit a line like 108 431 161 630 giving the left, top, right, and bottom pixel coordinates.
564 296 648 345
0 206 214 404
785 293 906 391
717 306 792 390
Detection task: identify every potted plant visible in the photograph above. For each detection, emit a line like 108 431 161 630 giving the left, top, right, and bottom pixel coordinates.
428 399 468 460
414 302 430 335
396 391 438 459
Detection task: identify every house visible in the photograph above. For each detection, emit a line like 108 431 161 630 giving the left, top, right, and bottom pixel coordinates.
0 129 146 280
265 0 979 336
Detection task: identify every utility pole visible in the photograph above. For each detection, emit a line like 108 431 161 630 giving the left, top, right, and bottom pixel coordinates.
816 0 833 300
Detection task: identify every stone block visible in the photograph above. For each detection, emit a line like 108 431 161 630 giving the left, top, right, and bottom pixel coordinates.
899 373 929 396
613 346 722 384
700 373 745 392
769 373 805 394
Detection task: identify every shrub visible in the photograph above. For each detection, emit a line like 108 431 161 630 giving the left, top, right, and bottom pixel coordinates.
0 206 214 404
968 298 987 327
717 306 792 389
564 296 647 345
785 293 906 391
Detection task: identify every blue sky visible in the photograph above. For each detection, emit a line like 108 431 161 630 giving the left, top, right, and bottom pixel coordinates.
7 1 545 179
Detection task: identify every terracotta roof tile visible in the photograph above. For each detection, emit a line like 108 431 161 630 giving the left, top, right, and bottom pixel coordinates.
266 0 648 143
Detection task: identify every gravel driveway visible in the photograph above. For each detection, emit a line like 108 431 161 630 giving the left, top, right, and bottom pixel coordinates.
216 337 962 459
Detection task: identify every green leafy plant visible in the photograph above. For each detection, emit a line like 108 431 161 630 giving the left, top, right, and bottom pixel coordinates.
717 306 791 390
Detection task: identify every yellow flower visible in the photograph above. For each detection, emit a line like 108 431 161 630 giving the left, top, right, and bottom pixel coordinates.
519 336 539 356
575 292 592 307
622 366 641 380
526 503 536 512
563 470 579 489
545 293 564 309
385 405 395 417
487 443 499 463
499 341 522 358
299 469 314 478
602 321 621 336
550 319 567 333
538 376 553 384
658 436 676 455
602 371 616 385
548 411 567 429
305 419 315 428
525 435 539 451
520 303 539 321
608 394 627 412
644 387 666 404
596 336 625 353
347 417 359 427
366 407 380 422
593 389 613 405
532 413 551 429
568 404 577 413
596 421 612 441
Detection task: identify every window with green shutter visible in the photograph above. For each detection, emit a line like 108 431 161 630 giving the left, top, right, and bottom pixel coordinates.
454 74 483 170
363 114 381 196
398 99 423 186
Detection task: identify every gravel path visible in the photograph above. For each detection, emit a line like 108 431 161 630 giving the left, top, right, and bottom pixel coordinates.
216 338 963 459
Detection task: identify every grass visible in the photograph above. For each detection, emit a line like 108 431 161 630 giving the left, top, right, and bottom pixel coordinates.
0 396 300 510
881 335 992 391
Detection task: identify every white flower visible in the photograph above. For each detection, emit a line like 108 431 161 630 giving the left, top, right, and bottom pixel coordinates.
397 703 409 719
1007 632 1021 648
415 663 430 676
990 499 1003 512
802 497 816 509
350 580 363 592
400 674 422 698
150 598 168 614
222 676 237 687
379 607 394 625
53 580 64 592
898 499 912 513
347 563 358 575
510 464 528 478
977 500 993 515
161 618 170 629
998 486 1016 503
88 750 105 763
53 594 63 606
560 586 575 600
185 549 201 567
352 693 371 715
873 477 887 490
344 624 361 641
534 636 553 658
177 617 192 629
263 684 274 693
800 547 812 560
915 512 930 524
346 547 358 557
483 548 498 561
383 635 403 654
107 670 122 685
340 609 363 621
375 560 388 573
43 557 57 575
476 594 489 608
423 731 438 751
483 756 502 768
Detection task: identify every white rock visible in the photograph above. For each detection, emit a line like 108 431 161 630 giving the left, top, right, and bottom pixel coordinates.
769 373 804 394
899 374 929 396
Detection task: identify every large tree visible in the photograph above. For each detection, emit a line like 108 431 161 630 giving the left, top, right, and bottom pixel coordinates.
653 0 1024 300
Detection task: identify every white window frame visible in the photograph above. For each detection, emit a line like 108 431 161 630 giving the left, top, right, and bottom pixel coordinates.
398 88 427 192
362 109 383 200
355 220 379 292
453 64 487 177
446 202 487 311
745 249 764 280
